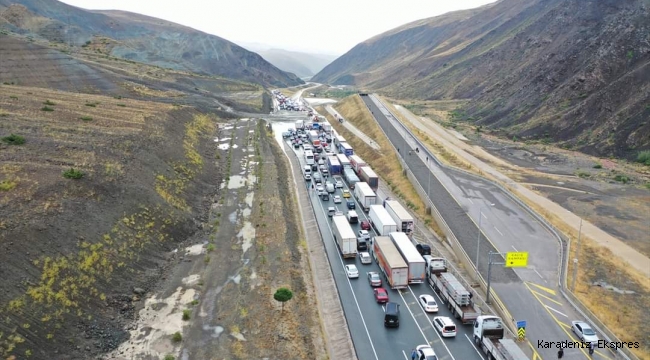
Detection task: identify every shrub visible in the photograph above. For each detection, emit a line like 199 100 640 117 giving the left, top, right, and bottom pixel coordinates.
171 332 182 342
576 171 590 178
41 106 54 111
592 164 602 169
80 116 93 122
0 180 17 191
2 134 25 145
206 244 215 252
117 104 126 107
636 150 650 166
182 309 191 321
43 100 56 105
63 168 85 179
85 102 96 107
164 356 175 360
614 174 629 184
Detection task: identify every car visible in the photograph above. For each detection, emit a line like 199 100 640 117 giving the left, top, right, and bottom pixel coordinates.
321 167 329 176
373 288 388 303
346 199 355 209
318 159 324 165
358 230 370 240
316 184 325 195
334 210 344 217
304 173 311 181
293 142 300 149
360 220 371 230
333 195 342 204
327 207 336 217
433 316 457 338
571 321 599 344
342 189 351 198
418 294 439 313
344 264 359 278
335 180 343 189
367 271 382 287
321 192 329 201
416 243 432 256
325 181 335 193
312 172 322 184
311 164 319 172
282 131 291 138
359 252 372 264
416 345 437 360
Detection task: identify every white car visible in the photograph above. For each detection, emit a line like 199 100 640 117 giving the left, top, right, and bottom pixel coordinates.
344 264 359 278
316 185 325 195
333 195 342 204
335 180 343 188
571 321 599 344
359 252 372 264
358 230 370 240
418 294 439 313
416 345 437 360
433 316 456 338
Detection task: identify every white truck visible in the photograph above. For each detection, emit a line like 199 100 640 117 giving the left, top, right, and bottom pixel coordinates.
332 215 357 258
372 236 409 289
321 123 332 133
384 199 415 236
368 205 398 236
295 120 304 130
353 182 376 211
427 259 479 323
389 232 426 284
348 155 367 175
473 315 530 360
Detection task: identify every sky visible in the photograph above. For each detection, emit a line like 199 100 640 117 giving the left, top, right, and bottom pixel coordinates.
59 0 498 55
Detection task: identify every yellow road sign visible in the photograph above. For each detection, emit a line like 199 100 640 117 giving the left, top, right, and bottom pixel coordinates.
518 327 526 340
506 252 528 267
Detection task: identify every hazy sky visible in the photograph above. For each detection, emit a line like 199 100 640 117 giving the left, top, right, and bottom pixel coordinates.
59 0 497 55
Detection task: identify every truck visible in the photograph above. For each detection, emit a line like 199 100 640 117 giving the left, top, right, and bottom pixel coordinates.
309 130 321 147
339 142 354 157
473 316 530 360
327 156 341 175
332 215 357 258
368 205 398 236
358 166 379 191
427 259 479 323
336 154 351 169
321 123 332 133
389 232 426 284
334 134 346 148
353 182 377 211
348 155 367 175
295 120 304 131
372 236 408 289
343 168 360 189
384 200 415 236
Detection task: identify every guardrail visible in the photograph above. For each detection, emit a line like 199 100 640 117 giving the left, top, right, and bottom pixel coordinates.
367 94 636 360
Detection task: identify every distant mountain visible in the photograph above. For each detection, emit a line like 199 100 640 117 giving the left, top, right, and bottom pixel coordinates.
312 0 650 159
238 43 337 79
0 0 303 87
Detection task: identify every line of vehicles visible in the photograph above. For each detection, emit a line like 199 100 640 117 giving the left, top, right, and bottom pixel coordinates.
271 89 304 111
290 114 531 360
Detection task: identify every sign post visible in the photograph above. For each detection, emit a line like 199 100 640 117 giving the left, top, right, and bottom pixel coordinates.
486 251 529 304
516 320 527 341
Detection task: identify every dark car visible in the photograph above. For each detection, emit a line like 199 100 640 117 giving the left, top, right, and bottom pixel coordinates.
346 200 355 209
293 142 300 149
360 220 371 230
416 243 431 256
311 164 319 172
321 192 330 201
384 302 400 327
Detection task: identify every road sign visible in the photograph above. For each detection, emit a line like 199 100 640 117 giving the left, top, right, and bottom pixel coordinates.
506 252 528 267
517 320 527 328
518 326 526 340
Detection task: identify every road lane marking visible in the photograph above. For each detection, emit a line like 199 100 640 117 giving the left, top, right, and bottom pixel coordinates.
401 350 409 360
468 198 474 204
511 245 518 252
545 305 568 317
481 212 488 220
558 321 571 329
405 287 456 360
494 226 503 236
531 290 563 306
526 281 556 296
533 268 547 283
464 334 486 360
527 342 544 360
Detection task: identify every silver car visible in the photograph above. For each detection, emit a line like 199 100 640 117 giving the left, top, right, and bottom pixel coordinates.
571 321 599 344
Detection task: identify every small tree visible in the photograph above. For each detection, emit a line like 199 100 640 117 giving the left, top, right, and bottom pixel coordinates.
273 287 293 313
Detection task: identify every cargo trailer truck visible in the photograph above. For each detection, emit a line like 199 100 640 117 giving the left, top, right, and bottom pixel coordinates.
336 154 351 170
473 316 530 360
384 200 415 236
295 120 304 130
368 205 398 236
353 182 376 211
389 232 425 284
359 166 379 191
348 155 367 175
343 168 359 189
427 260 479 323
327 156 341 175
339 142 354 156
372 236 408 289
332 215 357 258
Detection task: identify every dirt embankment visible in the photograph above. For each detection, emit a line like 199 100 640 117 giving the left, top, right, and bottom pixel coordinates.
0 84 227 359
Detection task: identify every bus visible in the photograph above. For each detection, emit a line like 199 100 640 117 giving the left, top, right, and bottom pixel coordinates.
304 150 315 165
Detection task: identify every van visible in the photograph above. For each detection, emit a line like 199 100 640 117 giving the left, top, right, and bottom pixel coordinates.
433 316 456 337
384 302 400 327
303 166 312 175
347 210 358 224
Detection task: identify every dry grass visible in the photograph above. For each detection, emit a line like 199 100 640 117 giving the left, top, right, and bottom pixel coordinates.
319 95 443 236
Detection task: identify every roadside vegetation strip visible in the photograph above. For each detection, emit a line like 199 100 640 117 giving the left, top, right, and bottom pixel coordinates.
382 97 650 360
316 100 442 236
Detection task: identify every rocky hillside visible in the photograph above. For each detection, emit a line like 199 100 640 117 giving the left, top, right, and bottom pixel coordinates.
313 0 650 159
0 0 303 87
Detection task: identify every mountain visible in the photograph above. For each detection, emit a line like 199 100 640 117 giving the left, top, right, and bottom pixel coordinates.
312 0 650 159
0 0 303 87
255 49 338 78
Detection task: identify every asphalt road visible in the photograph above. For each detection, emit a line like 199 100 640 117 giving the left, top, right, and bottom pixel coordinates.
287 141 485 360
360 95 616 360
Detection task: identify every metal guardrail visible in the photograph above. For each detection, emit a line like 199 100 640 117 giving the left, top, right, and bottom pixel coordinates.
368 94 636 360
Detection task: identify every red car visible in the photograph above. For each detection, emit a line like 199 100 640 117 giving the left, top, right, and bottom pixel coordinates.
374 288 389 303
360 220 371 230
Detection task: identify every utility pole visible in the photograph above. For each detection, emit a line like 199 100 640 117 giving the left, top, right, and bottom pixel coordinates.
571 218 583 291
427 156 431 198
486 251 505 305
476 208 482 274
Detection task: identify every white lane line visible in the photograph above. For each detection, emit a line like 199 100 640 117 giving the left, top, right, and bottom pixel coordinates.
546 305 568 318
406 287 456 360
398 291 443 356
481 212 487 220
308 157 380 360
494 226 503 236
534 269 547 283
401 350 409 360
468 198 474 204
511 245 518 252
465 334 486 360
